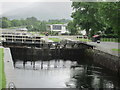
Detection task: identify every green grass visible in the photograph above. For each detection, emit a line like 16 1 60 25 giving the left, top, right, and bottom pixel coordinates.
49 38 61 42
112 49 120 52
39 34 45 36
29 32 36 34
101 38 119 42
77 38 91 42
0 48 6 89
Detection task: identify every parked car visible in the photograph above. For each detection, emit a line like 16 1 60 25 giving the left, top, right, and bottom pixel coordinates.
92 35 101 43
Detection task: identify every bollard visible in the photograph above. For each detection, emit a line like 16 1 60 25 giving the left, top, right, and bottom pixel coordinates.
8 82 16 90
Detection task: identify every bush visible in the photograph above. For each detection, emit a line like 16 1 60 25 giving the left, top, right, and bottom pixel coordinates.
101 34 118 38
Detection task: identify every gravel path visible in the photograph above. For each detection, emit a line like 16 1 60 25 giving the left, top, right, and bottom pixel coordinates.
87 42 119 57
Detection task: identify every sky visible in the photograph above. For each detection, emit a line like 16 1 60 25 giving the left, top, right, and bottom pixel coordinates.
0 0 73 20
0 0 119 20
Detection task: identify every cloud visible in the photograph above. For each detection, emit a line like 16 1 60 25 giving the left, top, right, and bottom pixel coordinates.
0 0 71 2
1 2 72 20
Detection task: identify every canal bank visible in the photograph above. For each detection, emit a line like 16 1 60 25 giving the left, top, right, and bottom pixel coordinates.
2 38 120 88
4 48 15 88
4 47 120 88
85 49 120 77
85 42 120 77
63 38 120 76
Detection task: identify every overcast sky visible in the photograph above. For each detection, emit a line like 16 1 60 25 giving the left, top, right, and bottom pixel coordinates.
0 0 73 20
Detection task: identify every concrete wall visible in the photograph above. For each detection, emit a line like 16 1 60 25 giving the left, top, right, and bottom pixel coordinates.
86 49 120 76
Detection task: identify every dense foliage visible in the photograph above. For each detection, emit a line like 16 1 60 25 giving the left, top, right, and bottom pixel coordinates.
0 17 70 32
67 2 119 37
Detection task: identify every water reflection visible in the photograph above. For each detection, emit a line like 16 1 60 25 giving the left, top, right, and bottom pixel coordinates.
13 60 120 89
10 47 120 89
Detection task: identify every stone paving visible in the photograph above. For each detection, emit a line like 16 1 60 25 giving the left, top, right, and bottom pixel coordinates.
45 36 119 57
87 42 119 57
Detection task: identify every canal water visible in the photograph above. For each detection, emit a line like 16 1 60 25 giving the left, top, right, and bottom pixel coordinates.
7 47 120 89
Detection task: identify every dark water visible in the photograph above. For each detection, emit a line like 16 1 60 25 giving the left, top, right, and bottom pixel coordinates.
13 60 120 89
10 47 120 89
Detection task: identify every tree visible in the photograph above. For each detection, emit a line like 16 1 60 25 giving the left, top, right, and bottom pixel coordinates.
1 17 11 28
67 21 78 35
26 17 38 25
71 2 100 36
26 25 33 31
48 19 70 24
71 2 120 37
2 17 8 21
96 2 120 35
11 19 22 27
2 20 11 28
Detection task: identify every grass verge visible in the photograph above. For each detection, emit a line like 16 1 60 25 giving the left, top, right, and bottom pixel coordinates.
0 48 6 89
49 38 61 42
101 38 119 42
112 49 120 52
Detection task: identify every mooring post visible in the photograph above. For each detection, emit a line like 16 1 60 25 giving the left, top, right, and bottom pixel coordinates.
47 61 50 69
58 43 60 56
41 60 43 69
31 61 32 65
8 82 16 90
63 43 67 48
33 61 35 69
13 61 16 68
54 60 57 68
23 60 25 68
32 46 36 69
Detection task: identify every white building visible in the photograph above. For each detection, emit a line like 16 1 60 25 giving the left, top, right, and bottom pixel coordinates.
47 24 69 34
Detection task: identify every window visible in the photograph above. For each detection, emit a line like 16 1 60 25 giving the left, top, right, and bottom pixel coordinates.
53 25 62 30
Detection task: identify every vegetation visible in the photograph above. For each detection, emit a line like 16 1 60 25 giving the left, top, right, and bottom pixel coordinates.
49 38 61 42
66 21 78 35
0 48 6 89
0 17 70 33
112 49 120 52
101 38 118 42
67 2 119 39
1 2 119 41
48 19 70 24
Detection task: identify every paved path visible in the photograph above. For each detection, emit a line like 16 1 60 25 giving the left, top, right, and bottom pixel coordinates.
43 36 119 57
4 48 16 88
87 42 119 57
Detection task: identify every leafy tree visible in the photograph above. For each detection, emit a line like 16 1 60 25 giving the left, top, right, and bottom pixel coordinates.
71 2 120 37
26 25 33 31
2 20 11 28
71 2 100 36
48 19 70 24
26 17 38 25
11 19 22 27
39 21 47 31
67 21 78 35
96 2 120 35
1 17 11 28
2 17 8 21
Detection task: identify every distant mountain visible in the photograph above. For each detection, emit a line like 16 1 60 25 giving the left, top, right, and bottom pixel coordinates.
1 2 72 20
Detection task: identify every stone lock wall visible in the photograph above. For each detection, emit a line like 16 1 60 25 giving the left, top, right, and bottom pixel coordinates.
86 49 120 76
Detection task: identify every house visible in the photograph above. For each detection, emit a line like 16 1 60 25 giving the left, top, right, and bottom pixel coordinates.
47 24 69 34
